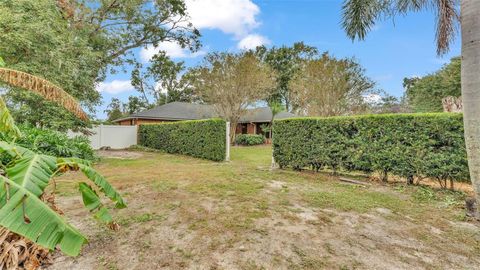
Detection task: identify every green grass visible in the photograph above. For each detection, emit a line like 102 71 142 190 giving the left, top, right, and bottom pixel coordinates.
54 145 478 269
305 183 410 213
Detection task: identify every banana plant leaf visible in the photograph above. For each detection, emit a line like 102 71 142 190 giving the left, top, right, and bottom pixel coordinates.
0 141 125 256
0 174 87 256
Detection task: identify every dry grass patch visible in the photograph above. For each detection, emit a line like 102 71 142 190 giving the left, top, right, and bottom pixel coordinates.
48 145 480 270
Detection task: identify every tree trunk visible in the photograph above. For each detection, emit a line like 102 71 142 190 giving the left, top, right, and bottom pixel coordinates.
461 1 480 204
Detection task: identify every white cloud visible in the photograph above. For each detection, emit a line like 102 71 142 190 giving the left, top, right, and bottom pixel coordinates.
140 0 267 62
363 94 382 104
96 80 134 94
185 0 260 38
140 41 207 62
237 34 270 50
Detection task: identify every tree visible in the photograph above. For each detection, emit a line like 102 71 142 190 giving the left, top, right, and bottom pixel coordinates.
289 53 375 117
192 52 275 140
255 42 318 111
0 0 199 130
404 57 461 112
341 0 480 212
124 96 151 115
131 52 197 105
104 98 125 122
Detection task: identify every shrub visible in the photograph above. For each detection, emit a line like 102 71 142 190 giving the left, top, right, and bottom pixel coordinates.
0 125 96 160
138 119 226 161
235 134 265 146
273 113 469 186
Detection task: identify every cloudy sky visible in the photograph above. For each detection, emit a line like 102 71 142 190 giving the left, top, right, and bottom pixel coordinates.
96 0 461 119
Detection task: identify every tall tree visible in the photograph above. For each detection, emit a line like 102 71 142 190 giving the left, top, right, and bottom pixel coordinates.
0 0 199 130
289 53 375 116
131 52 197 105
404 57 461 112
192 52 275 140
124 96 151 115
255 42 318 111
341 0 480 211
104 98 124 122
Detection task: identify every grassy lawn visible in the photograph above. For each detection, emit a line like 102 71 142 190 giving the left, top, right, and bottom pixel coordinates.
51 146 480 270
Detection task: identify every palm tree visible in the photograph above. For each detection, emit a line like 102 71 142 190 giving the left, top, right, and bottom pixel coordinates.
341 0 480 211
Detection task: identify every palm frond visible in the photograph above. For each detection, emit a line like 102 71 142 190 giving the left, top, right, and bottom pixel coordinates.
434 0 459 55
341 0 387 40
0 68 88 121
341 0 458 55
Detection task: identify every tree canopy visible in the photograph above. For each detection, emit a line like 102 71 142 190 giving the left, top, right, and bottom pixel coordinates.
192 52 275 139
404 57 461 112
289 53 375 116
0 0 199 130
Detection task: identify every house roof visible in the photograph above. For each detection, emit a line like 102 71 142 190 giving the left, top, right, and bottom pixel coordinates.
114 102 295 123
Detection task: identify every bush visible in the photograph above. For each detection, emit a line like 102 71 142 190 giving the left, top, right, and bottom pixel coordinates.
0 125 96 160
273 113 469 186
138 119 226 161
235 134 265 146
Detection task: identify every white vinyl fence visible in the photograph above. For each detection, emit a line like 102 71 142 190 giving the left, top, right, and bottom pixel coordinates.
68 125 138 150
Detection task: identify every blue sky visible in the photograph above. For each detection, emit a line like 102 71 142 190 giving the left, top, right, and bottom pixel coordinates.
96 0 460 119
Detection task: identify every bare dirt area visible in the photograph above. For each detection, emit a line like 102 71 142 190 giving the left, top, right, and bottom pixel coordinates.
96 150 144 159
48 146 480 270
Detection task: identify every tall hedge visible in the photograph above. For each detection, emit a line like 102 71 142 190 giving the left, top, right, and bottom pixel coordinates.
138 119 226 161
273 113 469 186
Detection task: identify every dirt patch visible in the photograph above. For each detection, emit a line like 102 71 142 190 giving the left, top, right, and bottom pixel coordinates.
47 147 480 270
97 150 144 159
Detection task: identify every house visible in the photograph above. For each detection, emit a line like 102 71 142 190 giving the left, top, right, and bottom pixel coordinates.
114 102 295 138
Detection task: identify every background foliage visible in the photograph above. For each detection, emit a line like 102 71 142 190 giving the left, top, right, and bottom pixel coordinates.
138 119 226 161
273 113 469 187
404 57 461 112
0 125 96 161
0 0 199 130
235 134 265 146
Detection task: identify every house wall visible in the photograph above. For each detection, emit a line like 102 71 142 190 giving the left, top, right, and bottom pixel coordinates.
235 123 256 135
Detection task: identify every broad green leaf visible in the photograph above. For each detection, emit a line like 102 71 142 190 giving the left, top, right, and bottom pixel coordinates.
0 175 87 256
0 57 4 67
58 158 126 209
79 182 113 224
6 152 57 197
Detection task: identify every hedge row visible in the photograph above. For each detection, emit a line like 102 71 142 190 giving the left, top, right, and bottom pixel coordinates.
273 113 469 186
138 119 226 161
235 134 265 146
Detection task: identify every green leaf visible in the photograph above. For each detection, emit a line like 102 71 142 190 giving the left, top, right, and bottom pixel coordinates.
79 182 113 224
6 152 57 197
0 176 87 256
0 97 22 139
58 158 126 209
0 57 5 67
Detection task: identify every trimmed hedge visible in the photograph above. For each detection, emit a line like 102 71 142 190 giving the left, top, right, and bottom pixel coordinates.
273 113 469 185
138 119 226 161
235 134 265 146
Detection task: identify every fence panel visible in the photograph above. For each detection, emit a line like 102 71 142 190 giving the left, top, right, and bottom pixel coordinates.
68 125 138 149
